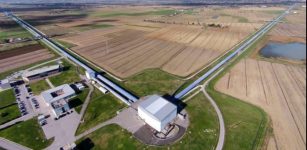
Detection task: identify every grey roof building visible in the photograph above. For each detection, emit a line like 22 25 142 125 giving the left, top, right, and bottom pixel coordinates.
138 95 177 132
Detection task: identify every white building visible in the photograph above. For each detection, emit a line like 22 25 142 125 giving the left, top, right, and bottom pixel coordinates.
41 84 76 117
138 95 177 132
22 65 61 82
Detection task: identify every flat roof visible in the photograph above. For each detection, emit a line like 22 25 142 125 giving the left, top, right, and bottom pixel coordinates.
41 84 75 104
139 95 177 121
23 65 60 78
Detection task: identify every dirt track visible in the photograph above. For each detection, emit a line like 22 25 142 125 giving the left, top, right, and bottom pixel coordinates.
216 58 306 150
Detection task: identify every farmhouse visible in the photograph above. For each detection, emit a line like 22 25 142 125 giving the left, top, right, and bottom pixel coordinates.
22 65 62 82
138 95 177 132
41 84 76 117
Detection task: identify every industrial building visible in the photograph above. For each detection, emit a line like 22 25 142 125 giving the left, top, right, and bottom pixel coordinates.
138 95 177 132
22 65 62 82
0 79 11 91
41 84 76 117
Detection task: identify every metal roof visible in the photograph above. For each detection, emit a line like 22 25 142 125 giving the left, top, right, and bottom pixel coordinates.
23 65 60 78
41 84 75 104
139 95 177 121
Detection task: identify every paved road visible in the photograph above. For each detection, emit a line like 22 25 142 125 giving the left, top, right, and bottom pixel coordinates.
75 119 114 141
79 81 94 120
45 78 54 88
0 114 34 130
0 138 31 150
201 69 226 150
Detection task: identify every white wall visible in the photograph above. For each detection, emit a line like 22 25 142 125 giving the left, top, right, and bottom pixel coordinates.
138 107 162 132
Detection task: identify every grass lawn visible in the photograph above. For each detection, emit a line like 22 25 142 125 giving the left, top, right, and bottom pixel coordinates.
0 89 16 108
76 92 219 150
0 29 31 41
30 80 51 95
0 118 53 150
120 69 184 97
69 88 90 113
76 124 144 150
49 60 81 87
207 87 269 150
76 89 126 135
0 105 20 125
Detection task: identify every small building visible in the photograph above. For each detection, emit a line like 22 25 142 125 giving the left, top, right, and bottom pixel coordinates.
41 84 76 117
0 79 11 91
22 65 62 82
138 95 177 132
75 83 85 91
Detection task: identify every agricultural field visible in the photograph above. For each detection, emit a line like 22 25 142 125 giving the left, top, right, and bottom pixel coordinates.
215 58 306 150
269 5 306 42
0 44 55 73
55 5 284 78
7 5 286 78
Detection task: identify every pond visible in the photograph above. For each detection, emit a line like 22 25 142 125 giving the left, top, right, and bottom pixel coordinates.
260 42 306 61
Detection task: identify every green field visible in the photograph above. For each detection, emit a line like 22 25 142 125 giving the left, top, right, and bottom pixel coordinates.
49 60 81 86
30 80 51 95
0 105 20 125
0 29 31 41
69 88 90 113
76 92 219 150
119 69 184 97
0 89 16 108
0 119 53 150
76 124 144 149
76 89 126 135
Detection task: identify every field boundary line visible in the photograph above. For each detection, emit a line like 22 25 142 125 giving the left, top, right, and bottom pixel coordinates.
271 64 306 145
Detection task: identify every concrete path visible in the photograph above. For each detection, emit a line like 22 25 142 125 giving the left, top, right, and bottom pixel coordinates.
0 137 31 150
75 119 114 141
201 68 226 150
45 78 54 88
79 82 94 120
0 114 34 130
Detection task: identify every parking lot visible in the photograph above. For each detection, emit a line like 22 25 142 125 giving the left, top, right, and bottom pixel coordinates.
13 84 35 116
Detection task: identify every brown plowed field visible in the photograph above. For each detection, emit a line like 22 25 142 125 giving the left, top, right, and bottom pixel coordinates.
0 46 54 73
269 23 306 38
60 23 260 78
215 58 306 150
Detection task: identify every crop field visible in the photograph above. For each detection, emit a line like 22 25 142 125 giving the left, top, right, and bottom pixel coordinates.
8 5 284 78
269 23 306 38
53 5 285 78
0 45 55 73
215 58 306 150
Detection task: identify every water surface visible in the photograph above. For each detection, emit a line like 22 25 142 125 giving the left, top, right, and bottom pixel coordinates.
260 42 306 60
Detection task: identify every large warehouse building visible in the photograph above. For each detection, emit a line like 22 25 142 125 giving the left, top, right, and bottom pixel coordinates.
41 84 76 118
138 95 177 132
22 64 62 82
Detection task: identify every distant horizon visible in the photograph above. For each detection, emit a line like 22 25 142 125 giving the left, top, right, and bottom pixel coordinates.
0 0 305 4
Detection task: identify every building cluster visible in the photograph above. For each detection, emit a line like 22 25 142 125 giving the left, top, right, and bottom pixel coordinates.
41 84 76 118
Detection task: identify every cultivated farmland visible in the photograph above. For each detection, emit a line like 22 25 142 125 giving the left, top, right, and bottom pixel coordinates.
0 45 54 73
60 22 264 78
55 5 285 78
215 58 306 150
